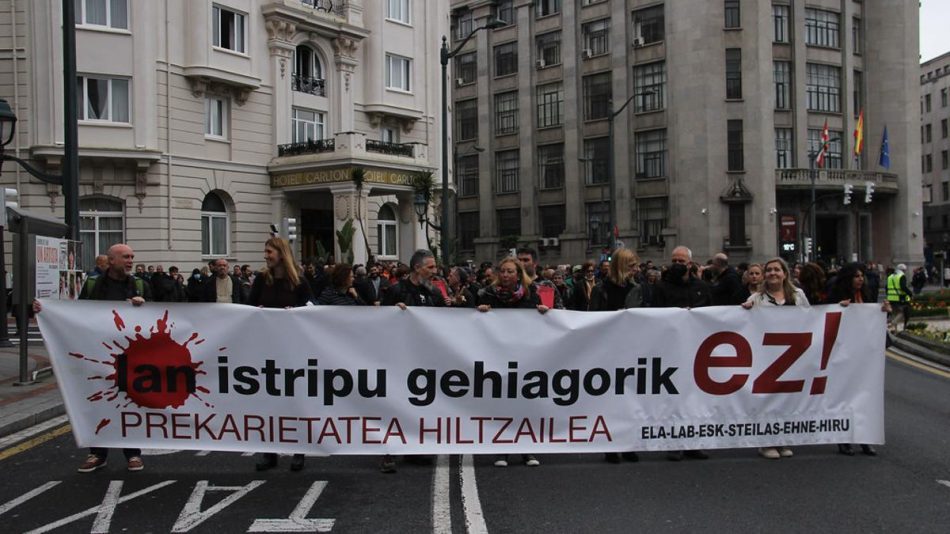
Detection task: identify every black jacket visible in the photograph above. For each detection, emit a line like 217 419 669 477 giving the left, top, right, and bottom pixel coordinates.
476 284 540 309
653 272 712 309
355 276 391 304
151 273 186 302
383 278 446 307
317 286 363 306
710 266 745 306
199 274 245 304
589 279 643 311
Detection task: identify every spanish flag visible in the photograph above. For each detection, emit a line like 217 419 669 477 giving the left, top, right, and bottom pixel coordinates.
853 109 865 157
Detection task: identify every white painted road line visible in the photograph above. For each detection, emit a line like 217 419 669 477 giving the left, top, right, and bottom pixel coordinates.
432 455 452 534
460 454 488 534
938 480 950 489
0 481 61 517
0 415 69 450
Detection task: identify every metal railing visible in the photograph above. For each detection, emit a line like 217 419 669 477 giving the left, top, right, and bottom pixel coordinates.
775 168 899 187
366 139 414 158
291 75 326 96
277 138 335 156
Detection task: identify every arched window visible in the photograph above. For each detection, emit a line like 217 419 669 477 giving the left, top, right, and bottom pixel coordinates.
201 192 229 256
293 45 325 95
376 204 397 258
80 197 124 270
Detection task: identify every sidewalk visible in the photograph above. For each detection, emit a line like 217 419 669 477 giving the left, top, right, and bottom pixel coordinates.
0 335 64 438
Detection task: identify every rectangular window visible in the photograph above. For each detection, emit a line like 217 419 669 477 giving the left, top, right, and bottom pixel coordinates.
926 154 933 173
772 4 789 43
583 72 611 120
291 108 324 143
852 18 862 54
537 82 563 128
78 76 129 123
805 8 840 48
853 70 864 117
776 128 794 169
943 150 948 171
944 182 949 202
808 128 843 169
726 48 742 99
75 0 128 29
494 0 514 27
536 0 560 18
387 0 410 24
942 118 948 139
926 123 933 143
724 0 740 28
212 5 246 53
806 63 841 112
774 61 791 110
636 129 667 179
728 120 744 171
458 212 478 251
497 208 521 238
494 42 518 77
456 52 476 84
633 5 664 45
925 94 932 112
582 19 610 56
538 144 564 189
201 211 228 256
942 88 948 108
583 137 609 185
634 61 666 112
205 96 227 138
495 150 520 193
456 99 478 141
494 92 518 135
539 205 566 239
380 127 398 144
729 204 746 245
385 54 411 91
453 9 473 41
536 31 561 67
586 201 610 247
637 197 667 246
457 155 479 198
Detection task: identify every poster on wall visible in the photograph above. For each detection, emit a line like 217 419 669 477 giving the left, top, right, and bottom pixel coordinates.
35 237 84 300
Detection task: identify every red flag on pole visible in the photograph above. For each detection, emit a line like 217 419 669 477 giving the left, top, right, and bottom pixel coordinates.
815 120 830 168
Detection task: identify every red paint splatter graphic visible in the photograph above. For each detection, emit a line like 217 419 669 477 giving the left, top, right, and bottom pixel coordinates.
95 418 111 434
73 310 213 410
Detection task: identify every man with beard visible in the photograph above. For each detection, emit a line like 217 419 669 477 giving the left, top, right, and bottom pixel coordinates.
356 263 391 305
516 247 564 309
653 245 711 461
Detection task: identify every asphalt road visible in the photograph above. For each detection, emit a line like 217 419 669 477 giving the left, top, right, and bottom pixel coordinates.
0 354 948 533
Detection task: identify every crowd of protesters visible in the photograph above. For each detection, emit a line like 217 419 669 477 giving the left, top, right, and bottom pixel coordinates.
55 238 911 474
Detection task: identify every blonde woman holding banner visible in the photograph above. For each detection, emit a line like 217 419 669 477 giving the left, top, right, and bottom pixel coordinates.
741 257 809 460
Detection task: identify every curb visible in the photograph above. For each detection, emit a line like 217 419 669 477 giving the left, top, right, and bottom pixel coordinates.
889 332 950 368
0 402 66 439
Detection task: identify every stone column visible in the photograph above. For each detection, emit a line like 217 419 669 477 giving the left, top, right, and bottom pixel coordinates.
329 183 369 265
332 37 360 133
265 19 297 149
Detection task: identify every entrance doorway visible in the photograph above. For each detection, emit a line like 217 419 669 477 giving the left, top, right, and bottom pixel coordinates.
300 208 334 261
815 215 840 262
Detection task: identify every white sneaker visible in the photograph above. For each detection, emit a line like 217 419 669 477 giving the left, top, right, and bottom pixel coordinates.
524 455 540 467
779 447 794 458
493 456 508 467
758 447 780 459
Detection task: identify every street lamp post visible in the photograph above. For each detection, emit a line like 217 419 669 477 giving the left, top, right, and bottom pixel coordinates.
440 19 504 266
605 90 652 252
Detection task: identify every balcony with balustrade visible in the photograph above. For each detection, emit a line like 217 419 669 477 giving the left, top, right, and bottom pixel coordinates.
774 168 900 195
271 132 428 175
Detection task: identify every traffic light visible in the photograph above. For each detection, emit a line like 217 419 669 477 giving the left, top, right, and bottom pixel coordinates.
803 237 813 256
281 217 298 242
0 187 17 226
842 183 853 205
865 181 874 203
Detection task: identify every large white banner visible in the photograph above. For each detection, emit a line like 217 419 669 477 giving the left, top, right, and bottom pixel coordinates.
37 300 886 454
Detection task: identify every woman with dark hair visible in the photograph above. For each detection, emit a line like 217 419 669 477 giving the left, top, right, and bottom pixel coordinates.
447 266 477 308
477 257 548 467
317 264 363 305
742 257 809 460
797 262 827 305
248 237 314 472
572 260 597 310
826 262 891 457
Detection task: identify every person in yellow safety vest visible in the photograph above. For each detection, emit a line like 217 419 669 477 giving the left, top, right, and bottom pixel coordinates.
886 263 912 330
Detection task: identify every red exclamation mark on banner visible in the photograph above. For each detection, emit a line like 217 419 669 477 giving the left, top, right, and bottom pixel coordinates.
810 311 842 394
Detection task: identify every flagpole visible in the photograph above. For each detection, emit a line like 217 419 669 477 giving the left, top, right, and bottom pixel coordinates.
809 152 817 262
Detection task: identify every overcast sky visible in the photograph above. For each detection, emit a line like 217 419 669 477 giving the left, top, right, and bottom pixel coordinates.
920 0 950 62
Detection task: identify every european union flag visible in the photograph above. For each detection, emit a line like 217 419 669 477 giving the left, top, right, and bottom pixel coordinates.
879 126 890 169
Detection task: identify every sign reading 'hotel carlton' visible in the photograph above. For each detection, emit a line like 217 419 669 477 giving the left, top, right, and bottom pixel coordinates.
271 167 417 188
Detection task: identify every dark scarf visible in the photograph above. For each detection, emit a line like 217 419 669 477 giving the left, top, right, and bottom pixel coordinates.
491 283 526 305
